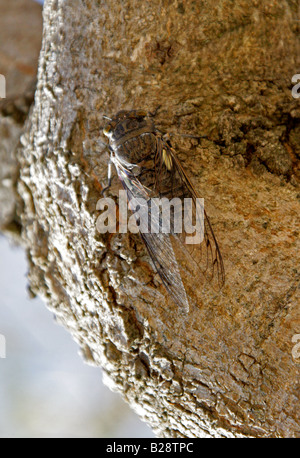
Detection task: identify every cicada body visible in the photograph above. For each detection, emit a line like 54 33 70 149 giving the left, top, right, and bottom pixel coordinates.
103 110 225 311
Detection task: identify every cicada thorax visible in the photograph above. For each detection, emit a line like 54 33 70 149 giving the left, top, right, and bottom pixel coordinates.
107 114 157 167
114 130 157 168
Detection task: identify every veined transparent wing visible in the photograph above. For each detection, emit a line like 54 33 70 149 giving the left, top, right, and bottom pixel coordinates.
152 136 225 291
114 159 190 312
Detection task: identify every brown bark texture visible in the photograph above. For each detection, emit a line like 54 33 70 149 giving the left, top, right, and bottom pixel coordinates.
0 0 42 236
2 0 300 438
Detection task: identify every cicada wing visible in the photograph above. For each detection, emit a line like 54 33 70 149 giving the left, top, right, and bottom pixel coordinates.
140 231 190 312
115 161 190 312
153 137 225 290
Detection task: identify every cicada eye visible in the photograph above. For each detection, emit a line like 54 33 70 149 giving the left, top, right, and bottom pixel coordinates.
103 125 112 137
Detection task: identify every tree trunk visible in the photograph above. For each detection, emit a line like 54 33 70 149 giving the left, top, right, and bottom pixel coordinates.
5 0 300 437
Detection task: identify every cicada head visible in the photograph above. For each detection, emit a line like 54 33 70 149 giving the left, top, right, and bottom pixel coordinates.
103 110 156 166
103 110 147 138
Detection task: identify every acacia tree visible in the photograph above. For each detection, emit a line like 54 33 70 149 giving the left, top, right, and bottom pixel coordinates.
1 0 300 437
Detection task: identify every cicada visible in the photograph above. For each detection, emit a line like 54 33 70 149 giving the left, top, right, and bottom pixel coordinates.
102 109 225 312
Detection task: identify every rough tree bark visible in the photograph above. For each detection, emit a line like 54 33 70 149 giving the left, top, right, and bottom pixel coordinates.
1 0 300 437
0 0 42 236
